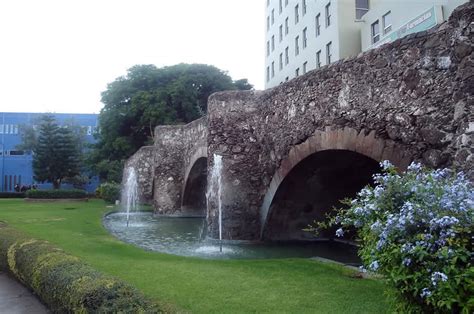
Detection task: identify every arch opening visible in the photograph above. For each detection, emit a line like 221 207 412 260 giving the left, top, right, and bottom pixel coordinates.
182 157 207 216
262 149 381 241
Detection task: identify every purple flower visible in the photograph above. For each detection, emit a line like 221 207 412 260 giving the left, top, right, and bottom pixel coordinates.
402 258 412 266
431 272 448 285
369 260 379 271
420 288 432 298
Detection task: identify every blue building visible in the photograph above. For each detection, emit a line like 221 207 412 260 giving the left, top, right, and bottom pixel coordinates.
0 112 100 193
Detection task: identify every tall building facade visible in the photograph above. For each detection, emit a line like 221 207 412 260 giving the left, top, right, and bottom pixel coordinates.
360 0 467 51
265 0 363 88
0 112 99 193
265 0 468 89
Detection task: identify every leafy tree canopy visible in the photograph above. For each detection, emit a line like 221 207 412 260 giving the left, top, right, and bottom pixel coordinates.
89 63 253 181
30 115 83 189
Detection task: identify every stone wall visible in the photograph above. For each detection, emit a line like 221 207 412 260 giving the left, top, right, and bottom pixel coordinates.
124 146 154 203
207 2 473 239
127 2 473 240
152 117 207 214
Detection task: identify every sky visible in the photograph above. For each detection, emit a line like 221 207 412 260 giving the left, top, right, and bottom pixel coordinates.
0 0 264 114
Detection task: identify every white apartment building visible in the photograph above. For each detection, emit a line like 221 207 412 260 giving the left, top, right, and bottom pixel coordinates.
361 0 468 51
265 0 468 89
265 0 364 88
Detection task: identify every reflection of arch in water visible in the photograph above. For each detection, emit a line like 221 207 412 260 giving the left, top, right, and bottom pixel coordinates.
181 147 208 215
260 127 412 239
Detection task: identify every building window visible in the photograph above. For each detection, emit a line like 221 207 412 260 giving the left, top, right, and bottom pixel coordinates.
285 46 289 65
279 0 283 13
383 11 392 34
267 16 270 31
271 35 275 51
285 76 289 81
315 14 321 37
355 0 369 19
285 0 288 6
267 0 270 7
325 2 331 27
285 17 289 35
371 20 380 43
295 68 300 77
266 41 270 56
10 150 25 156
303 27 308 49
295 36 300 55
302 0 307 15
271 9 275 25
295 4 299 24
279 25 283 42
316 50 322 68
5 124 9 134
303 61 308 74
266 66 270 82
271 62 275 78
326 41 332 64
279 53 283 70
0 124 3 134
14 125 18 134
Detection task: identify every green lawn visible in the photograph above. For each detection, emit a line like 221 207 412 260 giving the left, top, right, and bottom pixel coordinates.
0 199 390 313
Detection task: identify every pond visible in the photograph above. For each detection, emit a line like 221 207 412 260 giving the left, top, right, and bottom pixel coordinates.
103 212 360 264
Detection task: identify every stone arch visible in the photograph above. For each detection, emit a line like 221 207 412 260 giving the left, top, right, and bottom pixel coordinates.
181 146 208 214
260 126 413 238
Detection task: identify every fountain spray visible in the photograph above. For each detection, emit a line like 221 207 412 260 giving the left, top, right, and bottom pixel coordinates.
122 167 139 227
208 154 223 252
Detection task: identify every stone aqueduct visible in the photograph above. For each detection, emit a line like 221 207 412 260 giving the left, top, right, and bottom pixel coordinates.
127 3 473 241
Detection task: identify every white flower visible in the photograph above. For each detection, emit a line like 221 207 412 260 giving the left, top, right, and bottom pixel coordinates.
380 160 393 171
420 288 432 298
369 260 379 271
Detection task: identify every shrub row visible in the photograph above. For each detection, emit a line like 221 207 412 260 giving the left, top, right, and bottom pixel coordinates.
0 225 174 313
26 189 87 199
0 192 25 198
96 182 121 203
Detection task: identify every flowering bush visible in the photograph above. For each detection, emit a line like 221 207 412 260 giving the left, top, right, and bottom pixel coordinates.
314 161 473 313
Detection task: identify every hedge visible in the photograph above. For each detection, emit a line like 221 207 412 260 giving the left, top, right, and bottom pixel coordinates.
96 182 121 204
0 192 25 198
26 189 87 199
0 225 174 313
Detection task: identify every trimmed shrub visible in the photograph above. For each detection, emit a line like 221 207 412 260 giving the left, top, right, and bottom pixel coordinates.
97 182 121 204
312 162 473 313
26 189 87 199
0 192 25 198
0 225 174 313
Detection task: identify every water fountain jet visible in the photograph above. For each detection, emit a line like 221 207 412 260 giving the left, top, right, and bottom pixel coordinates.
208 154 223 251
122 167 139 227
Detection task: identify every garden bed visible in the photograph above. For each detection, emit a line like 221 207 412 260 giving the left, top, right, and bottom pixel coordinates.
25 198 89 202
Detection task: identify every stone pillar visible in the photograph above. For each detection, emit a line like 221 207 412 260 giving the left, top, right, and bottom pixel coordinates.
153 125 186 214
207 91 265 240
124 146 155 204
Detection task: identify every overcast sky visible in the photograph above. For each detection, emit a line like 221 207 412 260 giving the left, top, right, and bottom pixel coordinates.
0 0 264 114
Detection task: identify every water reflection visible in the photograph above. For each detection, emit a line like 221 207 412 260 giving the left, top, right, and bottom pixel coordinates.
103 212 360 263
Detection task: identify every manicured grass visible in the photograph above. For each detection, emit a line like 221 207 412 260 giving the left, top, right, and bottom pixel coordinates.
0 199 391 313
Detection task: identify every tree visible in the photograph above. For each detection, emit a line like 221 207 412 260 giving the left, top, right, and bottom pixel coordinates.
89 63 253 182
16 123 38 152
32 115 82 189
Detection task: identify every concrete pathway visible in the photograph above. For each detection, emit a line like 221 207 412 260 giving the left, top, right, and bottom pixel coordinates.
0 272 48 314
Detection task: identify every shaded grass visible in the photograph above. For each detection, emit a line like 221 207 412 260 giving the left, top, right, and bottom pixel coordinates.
0 199 390 313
